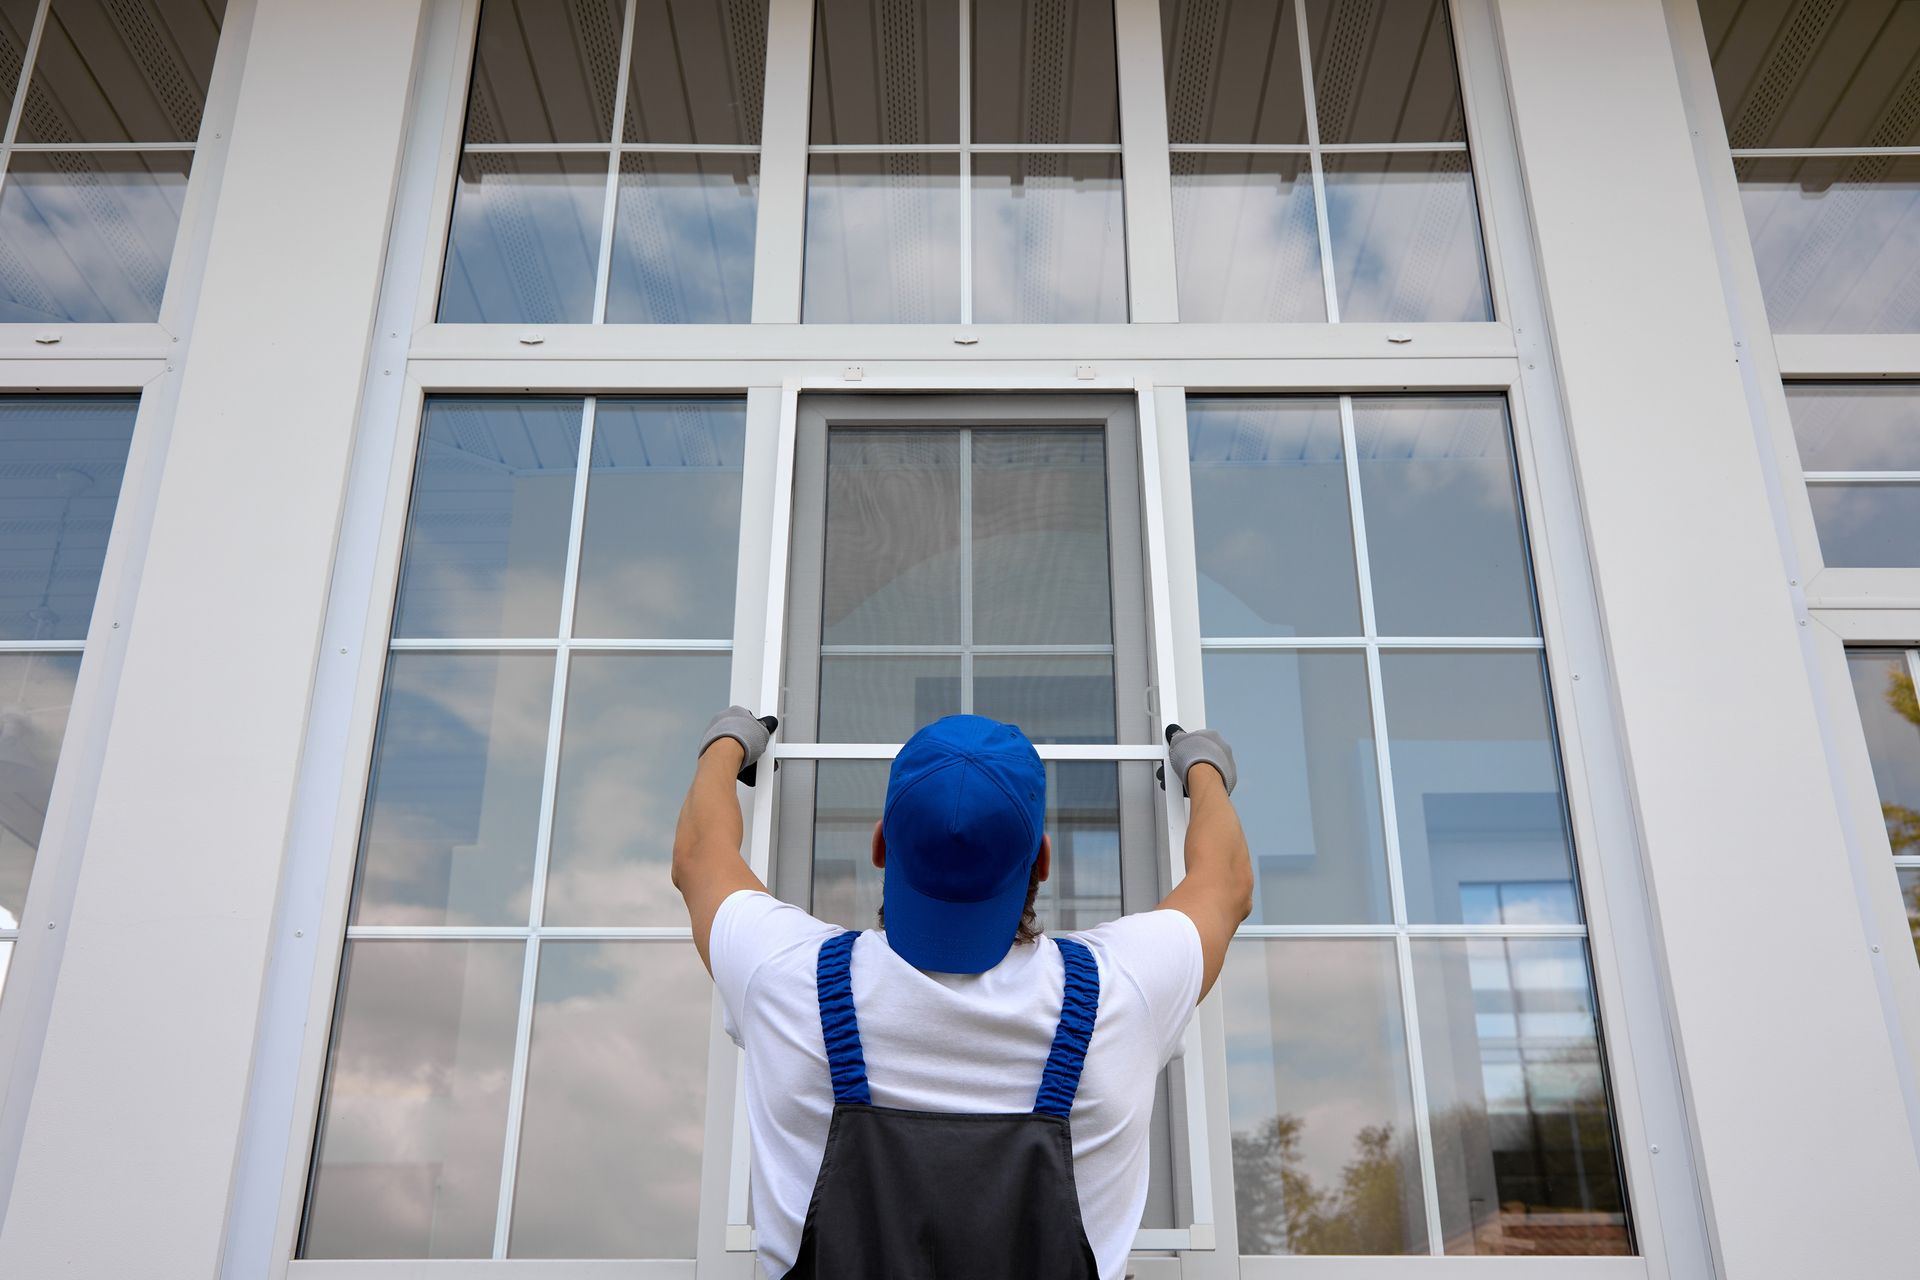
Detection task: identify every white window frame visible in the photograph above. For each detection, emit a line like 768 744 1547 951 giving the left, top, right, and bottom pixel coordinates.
1663 0 1920 1162
0 0 254 1223
232 1 1714 1276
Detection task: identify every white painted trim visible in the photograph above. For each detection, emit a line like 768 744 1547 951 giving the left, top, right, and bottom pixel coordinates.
289 1263 694 1279
1113 0 1178 322
1775 334 1920 378
1235 1259 1648 1278
749 0 812 323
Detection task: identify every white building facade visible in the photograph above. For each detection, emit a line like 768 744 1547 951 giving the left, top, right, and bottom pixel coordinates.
0 0 1909 1276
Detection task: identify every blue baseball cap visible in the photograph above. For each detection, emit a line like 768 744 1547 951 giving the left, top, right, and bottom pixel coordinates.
881 715 1047 974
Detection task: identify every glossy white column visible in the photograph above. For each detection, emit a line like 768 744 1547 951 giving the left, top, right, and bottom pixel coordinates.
0 0 428 1273
1495 0 1920 1274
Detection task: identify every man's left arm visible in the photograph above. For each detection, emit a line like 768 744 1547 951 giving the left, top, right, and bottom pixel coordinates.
673 706 776 971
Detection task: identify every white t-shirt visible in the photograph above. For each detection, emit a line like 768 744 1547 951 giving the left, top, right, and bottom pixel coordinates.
710 889 1204 1280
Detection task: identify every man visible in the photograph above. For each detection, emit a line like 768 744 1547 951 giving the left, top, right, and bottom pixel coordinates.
673 709 1251 1280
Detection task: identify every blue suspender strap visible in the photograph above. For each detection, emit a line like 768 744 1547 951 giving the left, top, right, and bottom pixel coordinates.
815 930 872 1106
1033 937 1101 1118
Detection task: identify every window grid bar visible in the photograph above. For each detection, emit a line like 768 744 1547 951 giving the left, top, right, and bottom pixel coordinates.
769 742 1165 760
958 0 973 326
1292 0 1340 323
0 0 51 207
387 637 732 652
959 428 975 707
1731 146 1920 158
345 925 694 940
1805 471 1920 483
1200 635 1544 650
6 140 200 152
0 639 84 652
487 392 601 1257
463 142 765 155
1341 390 1446 1253
806 142 1124 154
821 642 1117 656
588 0 642 325
1235 922 1590 938
1168 141 1469 154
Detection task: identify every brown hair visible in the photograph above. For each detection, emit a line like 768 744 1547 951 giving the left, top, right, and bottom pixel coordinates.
878 861 1046 948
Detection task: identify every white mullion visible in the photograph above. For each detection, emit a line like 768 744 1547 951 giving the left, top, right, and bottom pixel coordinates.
1340 391 1445 1251
1200 636 1544 650
959 427 974 711
389 637 731 652
8 140 199 152
1804 471 1920 483
769 742 1166 761
1730 146 1920 158
0 639 83 651
820 642 1116 656
0 0 51 202
488 934 543 1257
489 396 598 1256
1292 0 1339 323
1167 141 1468 154
1234 922 1590 939
958 0 973 325
590 0 642 324
345 925 692 940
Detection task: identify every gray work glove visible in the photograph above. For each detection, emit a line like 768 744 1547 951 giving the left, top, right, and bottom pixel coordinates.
699 705 779 787
1162 723 1236 797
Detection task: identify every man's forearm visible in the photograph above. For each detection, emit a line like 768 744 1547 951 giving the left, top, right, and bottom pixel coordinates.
673 740 746 883
1184 764 1252 912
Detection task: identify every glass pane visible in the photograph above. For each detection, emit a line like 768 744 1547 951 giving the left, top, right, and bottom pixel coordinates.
818 655 960 742
1900 867 1920 966
1844 650 1920 854
1188 398 1359 635
1787 383 1920 472
1303 0 1464 144
1037 760 1126 929
0 396 136 642
1170 152 1325 324
810 0 959 145
0 1 35 125
1203 650 1389 924
1412 938 1631 1255
971 153 1128 324
972 428 1113 644
808 759 890 927
1159 0 1306 145
392 399 581 640
21 0 226 144
803 154 962 323
463 0 622 144
350 652 555 927
573 398 745 638
972 0 1118 144
0 150 189 323
974 654 1116 744
1807 482 1920 567
1736 157 1920 334
806 758 1131 932
543 652 733 925
1324 151 1491 324
508 942 710 1257
0 652 80 928
438 151 605 325
605 153 758 323
301 940 523 1259
823 429 962 644
1381 651 1579 926
1224 938 1427 1255
1703 0 1920 150
1354 396 1536 638
624 0 768 144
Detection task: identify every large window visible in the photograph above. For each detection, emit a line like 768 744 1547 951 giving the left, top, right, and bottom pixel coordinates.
1701 0 1920 333
439 0 768 324
300 397 745 1260
0 0 227 323
1190 395 1629 1255
1159 0 1492 323
1845 648 1920 967
802 0 1128 323
0 396 135 991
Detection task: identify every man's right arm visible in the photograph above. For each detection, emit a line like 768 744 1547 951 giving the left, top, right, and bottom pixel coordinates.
1156 727 1253 1002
